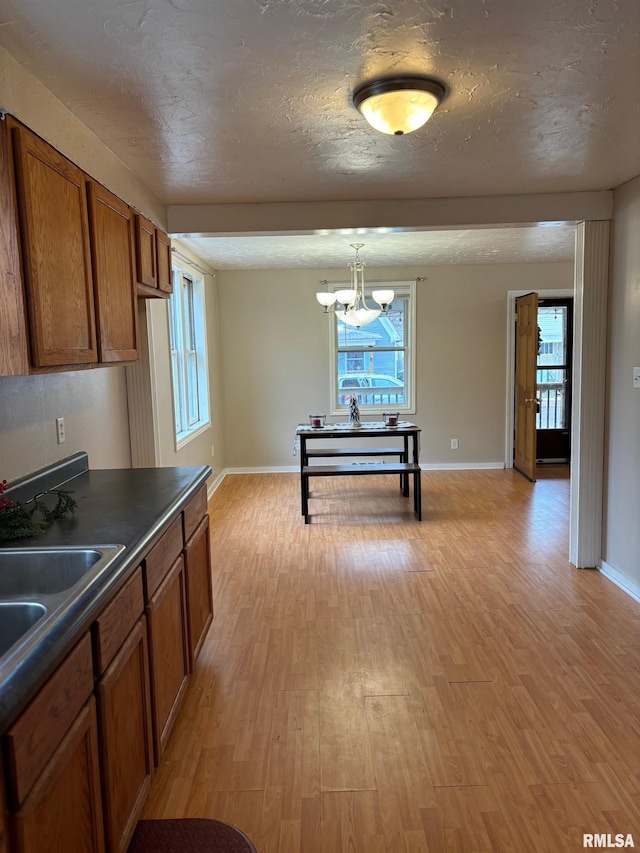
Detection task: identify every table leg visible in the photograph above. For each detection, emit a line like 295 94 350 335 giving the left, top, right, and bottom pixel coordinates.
413 467 422 520
300 436 307 516
401 435 409 496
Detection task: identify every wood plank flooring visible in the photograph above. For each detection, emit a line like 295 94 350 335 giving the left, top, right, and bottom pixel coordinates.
141 468 640 852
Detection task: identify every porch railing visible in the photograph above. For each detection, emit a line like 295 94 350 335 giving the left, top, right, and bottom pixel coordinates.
536 382 565 429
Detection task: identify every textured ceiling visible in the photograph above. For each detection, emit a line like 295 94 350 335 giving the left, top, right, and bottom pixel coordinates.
179 225 576 270
0 0 638 207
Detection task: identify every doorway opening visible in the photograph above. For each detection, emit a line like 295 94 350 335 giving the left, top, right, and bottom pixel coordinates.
536 297 573 464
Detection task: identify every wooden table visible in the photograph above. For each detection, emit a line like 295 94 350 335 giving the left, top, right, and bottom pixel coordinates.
296 421 422 523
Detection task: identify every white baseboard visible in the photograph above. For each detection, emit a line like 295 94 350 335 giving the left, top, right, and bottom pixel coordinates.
420 462 505 471
206 469 227 499
598 560 640 605
224 466 300 474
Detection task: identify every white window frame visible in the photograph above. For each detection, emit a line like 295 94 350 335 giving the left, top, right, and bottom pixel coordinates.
168 266 210 448
329 280 416 416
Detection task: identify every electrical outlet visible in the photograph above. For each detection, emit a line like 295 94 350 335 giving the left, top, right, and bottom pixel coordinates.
56 417 66 444
451 438 459 450
211 444 216 457
634 367 640 389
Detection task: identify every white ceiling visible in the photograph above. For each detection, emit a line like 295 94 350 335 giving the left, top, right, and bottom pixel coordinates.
179 225 576 270
0 0 636 267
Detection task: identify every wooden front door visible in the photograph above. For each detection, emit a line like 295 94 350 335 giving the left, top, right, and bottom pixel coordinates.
514 292 539 482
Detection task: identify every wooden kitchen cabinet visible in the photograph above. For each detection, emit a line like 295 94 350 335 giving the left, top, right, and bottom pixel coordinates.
86 182 138 363
145 554 190 764
0 116 29 375
134 214 156 290
93 568 153 853
183 513 213 667
134 213 172 298
1 114 155 374
5 634 104 853
10 121 98 368
155 228 173 295
11 700 104 853
96 619 153 853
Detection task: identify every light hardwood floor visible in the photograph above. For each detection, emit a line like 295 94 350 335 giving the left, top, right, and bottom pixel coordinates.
142 468 640 852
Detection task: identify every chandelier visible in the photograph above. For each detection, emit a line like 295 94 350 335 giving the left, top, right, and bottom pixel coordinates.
316 243 394 328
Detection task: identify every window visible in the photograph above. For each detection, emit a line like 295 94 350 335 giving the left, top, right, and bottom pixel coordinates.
168 267 210 445
330 281 415 414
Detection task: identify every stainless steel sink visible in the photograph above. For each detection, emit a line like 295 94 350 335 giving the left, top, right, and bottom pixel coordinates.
0 544 125 670
0 547 109 596
0 602 47 658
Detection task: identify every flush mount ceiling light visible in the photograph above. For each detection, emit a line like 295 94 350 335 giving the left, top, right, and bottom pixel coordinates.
353 75 446 136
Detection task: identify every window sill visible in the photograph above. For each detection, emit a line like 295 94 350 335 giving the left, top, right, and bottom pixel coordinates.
175 419 211 452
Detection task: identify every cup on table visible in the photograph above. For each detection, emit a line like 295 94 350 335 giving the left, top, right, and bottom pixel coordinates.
309 414 326 429
383 412 399 427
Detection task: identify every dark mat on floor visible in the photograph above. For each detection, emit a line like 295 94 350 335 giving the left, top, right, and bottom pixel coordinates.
127 819 258 853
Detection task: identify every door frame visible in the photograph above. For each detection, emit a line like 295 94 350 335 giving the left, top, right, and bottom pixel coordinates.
504 220 610 569
505 288 574 472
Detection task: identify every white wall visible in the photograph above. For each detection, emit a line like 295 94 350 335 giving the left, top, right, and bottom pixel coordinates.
217 261 573 469
602 175 640 594
143 241 225 480
0 369 131 480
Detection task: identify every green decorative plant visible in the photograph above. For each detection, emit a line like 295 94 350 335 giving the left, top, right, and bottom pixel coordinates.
0 479 78 542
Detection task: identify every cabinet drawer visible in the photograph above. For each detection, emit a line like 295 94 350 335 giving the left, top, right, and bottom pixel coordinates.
183 484 207 543
144 515 183 600
5 633 94 807
93 567 144 675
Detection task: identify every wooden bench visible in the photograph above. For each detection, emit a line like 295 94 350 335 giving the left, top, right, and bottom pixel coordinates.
305 446 409 495
301 462 421 523
306 447 405 459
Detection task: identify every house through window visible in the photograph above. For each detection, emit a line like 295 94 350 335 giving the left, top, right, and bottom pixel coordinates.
329 281 415 414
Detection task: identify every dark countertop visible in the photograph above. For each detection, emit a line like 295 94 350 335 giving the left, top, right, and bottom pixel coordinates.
0 454 211 734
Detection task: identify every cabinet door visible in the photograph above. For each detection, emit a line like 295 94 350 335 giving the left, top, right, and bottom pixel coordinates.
11 123 97 367
134 214 156 289
183 514 213 667
145 554 190 764
0 116 29 375
11 698 105 853
87 183 138 363
96 618 153 853
155 229 173 295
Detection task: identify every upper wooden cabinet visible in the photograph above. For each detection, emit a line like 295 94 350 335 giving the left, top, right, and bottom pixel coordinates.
0 114 168 374
11 122 98 368
0 118 29 375
155 228 173 294
87 183 138 363
134 214 156 290
134 214 172 298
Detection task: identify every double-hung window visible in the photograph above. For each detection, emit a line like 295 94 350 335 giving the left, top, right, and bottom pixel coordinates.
330 281 415 415
168 267 210 445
